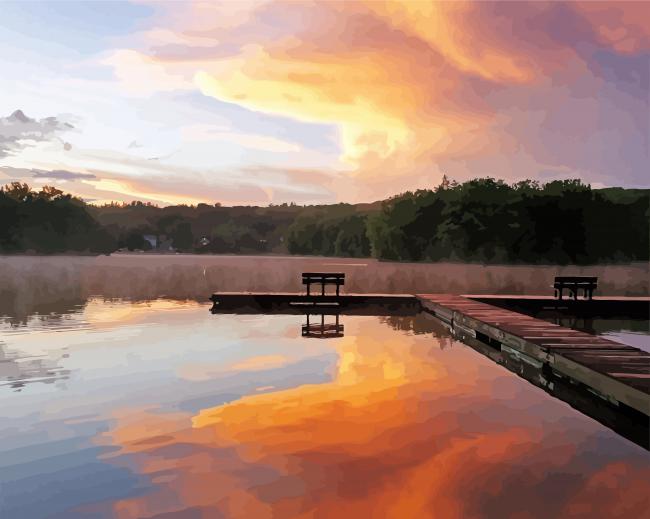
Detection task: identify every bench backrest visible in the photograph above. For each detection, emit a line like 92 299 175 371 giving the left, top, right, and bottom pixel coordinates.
302 272 345 285
554 276 598 285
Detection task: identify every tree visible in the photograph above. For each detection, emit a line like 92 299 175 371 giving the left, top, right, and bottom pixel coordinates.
171 222 193 251
125 231 147 251
3 182 32 202
1 180 647 263
38 185 64 200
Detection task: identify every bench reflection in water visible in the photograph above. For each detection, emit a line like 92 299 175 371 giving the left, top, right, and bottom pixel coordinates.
302 313 344 339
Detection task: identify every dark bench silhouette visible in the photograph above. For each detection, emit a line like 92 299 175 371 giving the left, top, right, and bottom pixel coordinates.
302 313 344 338
302 272 345 296
553 276 597 300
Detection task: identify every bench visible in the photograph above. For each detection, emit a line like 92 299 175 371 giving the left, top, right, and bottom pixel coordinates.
302 272 345 296
553 276 597 300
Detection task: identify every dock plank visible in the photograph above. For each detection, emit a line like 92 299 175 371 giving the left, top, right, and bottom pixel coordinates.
417 294 650 415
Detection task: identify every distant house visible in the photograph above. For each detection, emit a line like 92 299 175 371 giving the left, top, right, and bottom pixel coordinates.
142 234 175 252
158 237 174 251
143 234 157 249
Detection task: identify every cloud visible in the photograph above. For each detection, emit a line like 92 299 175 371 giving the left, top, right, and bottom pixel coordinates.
122 1 650 196
101 49 194 97
6 2 648 205
0 166 95 182
180 124 302 153
77 164 337 206
0 149 337 206
32 169 96 180
0 110 74 158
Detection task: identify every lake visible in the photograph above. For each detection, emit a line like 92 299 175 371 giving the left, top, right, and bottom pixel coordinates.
1 256 649 518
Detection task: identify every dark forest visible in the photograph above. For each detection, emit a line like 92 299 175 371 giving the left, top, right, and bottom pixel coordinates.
1 178 647 264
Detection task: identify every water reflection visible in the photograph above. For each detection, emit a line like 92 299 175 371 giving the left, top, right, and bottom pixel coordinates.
302 313 344 338
91 313 649 519
2 299 650 518
0 298 87 328
380 313 456 349
538 314 650 352
0 342 70 390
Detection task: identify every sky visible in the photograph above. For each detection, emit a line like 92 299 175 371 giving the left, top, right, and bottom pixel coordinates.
0 1 648 206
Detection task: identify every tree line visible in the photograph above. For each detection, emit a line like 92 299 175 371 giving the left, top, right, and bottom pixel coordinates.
367 177 648 264
0 178 647 264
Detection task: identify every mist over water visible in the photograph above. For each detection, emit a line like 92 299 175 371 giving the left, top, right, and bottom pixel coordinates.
1 254 648 322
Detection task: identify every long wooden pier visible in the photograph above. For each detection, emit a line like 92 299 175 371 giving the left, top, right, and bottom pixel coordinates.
209 290 649 420
417 294 650 417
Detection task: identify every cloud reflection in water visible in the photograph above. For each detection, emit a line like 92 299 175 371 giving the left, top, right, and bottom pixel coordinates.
92 316 650 519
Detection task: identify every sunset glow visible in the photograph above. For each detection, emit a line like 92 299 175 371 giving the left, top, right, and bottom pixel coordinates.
1 1 648 205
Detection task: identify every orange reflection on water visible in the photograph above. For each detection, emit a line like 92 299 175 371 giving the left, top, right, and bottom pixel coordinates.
99 319 650 519
83 298 202 329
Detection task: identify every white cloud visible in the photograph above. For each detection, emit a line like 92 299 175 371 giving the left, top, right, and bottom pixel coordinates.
180 125 302 153
100 49 194 97
0 110 74 157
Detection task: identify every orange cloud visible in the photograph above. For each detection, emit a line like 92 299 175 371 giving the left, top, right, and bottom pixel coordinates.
361 1 539 83
82 177 210 206
574 2 650 54
145 1 645 197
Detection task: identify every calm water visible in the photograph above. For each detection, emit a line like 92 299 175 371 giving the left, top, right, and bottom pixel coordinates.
541 316 650 353
1 298 649 519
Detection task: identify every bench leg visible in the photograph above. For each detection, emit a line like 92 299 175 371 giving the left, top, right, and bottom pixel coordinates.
336 285 340 297
558 287 563 300
307 284 310 296
322 283 325 296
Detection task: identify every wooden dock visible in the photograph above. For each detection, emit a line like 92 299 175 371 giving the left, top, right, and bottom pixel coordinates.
210 292 418 315
417 294 650 417
465 294 650 319
209 290 649 425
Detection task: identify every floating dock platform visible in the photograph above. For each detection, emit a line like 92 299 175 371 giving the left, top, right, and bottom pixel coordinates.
417 294 650 418
209 292 418 315
209 291 650 422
